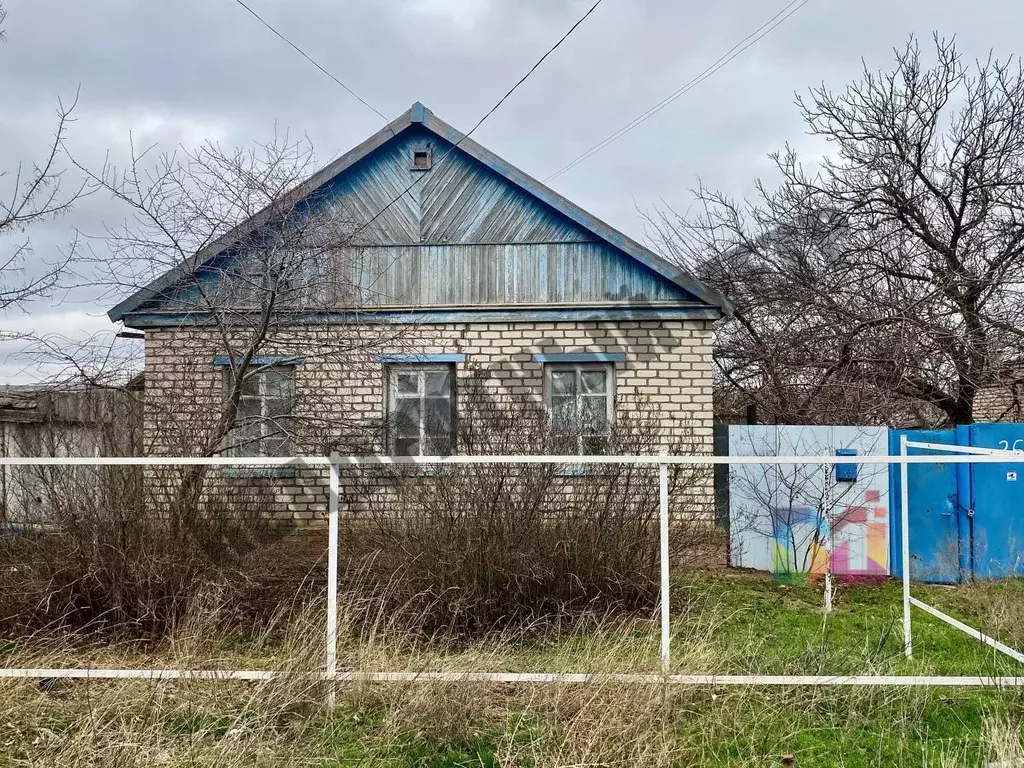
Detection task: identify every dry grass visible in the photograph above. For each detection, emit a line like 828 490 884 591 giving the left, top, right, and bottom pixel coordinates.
1 575 1023 766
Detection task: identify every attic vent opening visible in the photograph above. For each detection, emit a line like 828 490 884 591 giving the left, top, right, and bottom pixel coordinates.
412 149 432 170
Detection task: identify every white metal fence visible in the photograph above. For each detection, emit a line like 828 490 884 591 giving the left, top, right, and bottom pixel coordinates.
2 451 1024 702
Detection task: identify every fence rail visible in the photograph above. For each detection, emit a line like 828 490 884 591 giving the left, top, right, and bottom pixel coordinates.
3 453 1024 467
3 451 1024 700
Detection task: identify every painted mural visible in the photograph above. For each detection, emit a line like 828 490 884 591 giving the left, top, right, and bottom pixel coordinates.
729 426 890 581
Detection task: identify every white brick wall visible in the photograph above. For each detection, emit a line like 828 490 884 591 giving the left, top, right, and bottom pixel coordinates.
142 319 715 522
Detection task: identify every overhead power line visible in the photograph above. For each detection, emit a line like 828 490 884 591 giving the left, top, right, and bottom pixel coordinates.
230 0 390 123
346 0 607 244
544 0 813 183
462 0 606 139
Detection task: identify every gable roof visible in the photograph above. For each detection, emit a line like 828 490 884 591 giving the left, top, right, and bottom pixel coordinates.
108 102 732 322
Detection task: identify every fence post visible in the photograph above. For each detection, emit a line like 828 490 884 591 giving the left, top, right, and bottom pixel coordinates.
659 460 670 674
325 453 340 706
900 435 912 659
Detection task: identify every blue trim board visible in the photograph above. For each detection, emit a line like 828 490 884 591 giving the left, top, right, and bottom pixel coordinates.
212 355 304 367
374 353 466 364
532 353 626 363
125 306 720 329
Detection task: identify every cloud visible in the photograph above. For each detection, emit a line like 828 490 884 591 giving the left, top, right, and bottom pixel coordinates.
1 0 1023 382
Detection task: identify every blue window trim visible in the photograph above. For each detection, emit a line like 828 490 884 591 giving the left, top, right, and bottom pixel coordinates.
224 466 297 479
213 355 304 367
375 353 466 364
532 353 626 364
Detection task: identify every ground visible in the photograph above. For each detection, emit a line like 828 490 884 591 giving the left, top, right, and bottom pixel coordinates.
1 573 1022 766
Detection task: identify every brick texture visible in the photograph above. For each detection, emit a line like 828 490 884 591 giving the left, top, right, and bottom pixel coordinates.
142 320 715 521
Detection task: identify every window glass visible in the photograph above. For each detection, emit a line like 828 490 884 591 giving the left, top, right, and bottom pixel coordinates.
545 363 614 454
225 365 295 457
387 364 455 456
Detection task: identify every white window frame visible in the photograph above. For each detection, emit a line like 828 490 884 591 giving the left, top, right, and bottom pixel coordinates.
543 362 615 454
224 366 295 458
386 364 456 456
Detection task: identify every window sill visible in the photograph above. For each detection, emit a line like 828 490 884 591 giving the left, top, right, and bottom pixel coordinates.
387 463 447 477
223 466 297 479
555 465 592 477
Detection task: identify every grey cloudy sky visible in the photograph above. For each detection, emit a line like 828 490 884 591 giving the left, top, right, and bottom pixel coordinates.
1 0 1021 382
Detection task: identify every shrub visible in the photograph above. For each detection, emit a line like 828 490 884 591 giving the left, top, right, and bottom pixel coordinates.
343 368 711 638
0 401 283 639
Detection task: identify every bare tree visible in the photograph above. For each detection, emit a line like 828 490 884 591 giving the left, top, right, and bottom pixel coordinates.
0 1 83 334
81 132 403 512
655 36 1024 426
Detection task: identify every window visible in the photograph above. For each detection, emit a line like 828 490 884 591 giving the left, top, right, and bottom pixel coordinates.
545 363 614 454
225 366 295 457
411 148 432 170
387 365 454 456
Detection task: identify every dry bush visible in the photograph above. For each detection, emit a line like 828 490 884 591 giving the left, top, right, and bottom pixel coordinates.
343 368 713 639
0 407 286 639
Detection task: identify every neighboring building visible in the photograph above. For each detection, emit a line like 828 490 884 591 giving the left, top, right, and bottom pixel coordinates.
0 382 141 524
975 382 1024 423
107 103 731 521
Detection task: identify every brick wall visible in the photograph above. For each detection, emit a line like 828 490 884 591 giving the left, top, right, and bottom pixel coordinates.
142 319 715 522
975 384 1024 423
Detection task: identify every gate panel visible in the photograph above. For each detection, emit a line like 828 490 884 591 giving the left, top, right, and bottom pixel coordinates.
890 430 961 583
968 423 1024 579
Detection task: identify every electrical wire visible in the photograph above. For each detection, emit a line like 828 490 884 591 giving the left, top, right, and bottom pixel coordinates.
230 0 390 123
545 0 813 183
344 0 607 244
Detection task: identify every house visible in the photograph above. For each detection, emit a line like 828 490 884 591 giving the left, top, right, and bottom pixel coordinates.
107 103 731 521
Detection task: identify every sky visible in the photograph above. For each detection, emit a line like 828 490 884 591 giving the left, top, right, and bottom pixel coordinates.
1 0 1022 383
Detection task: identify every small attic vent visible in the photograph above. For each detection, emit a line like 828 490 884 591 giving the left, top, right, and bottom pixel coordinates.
412 149 432 170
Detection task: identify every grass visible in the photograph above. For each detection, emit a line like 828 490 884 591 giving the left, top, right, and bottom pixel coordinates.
1 572 1023 766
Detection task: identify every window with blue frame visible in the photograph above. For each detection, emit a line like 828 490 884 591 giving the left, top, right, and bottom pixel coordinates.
387 365 455 456
224 365 295 458
544 363 615 454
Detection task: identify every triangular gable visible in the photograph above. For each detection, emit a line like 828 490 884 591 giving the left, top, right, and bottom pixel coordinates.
109 103 731 322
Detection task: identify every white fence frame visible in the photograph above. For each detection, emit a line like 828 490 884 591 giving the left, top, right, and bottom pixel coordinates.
3 451 1024 700
899 436 1024 664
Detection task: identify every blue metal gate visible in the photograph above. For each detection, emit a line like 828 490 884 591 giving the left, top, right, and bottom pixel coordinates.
965 424 1024 580
890 424 1024 582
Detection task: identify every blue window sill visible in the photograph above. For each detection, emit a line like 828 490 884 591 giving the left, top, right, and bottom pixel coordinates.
388 463 447 477
556 465 592 477
223 466 297 479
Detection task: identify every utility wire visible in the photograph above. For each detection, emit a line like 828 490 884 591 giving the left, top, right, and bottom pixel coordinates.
461 0 606 139
231 0 390 123
545 0 812 183
345 0 607 244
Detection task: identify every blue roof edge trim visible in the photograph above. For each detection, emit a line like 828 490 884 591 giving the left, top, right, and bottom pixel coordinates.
212 355 304 367
126 306 721 328
374 353 466 364
108 102 732 323
532 353 626 363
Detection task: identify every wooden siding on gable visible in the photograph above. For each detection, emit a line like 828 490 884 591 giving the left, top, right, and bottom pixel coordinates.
136 125 700 317
311 127 696 308
109 103 729 325
351 243 689 307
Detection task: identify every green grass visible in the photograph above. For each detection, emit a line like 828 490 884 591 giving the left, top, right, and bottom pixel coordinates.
2 572 1023 766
